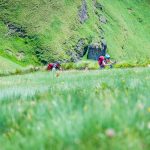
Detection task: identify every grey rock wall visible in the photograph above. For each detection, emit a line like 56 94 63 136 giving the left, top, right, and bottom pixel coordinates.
79 0 88 23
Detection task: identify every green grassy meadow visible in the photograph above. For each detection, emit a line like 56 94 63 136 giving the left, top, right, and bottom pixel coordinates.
0 68 150 150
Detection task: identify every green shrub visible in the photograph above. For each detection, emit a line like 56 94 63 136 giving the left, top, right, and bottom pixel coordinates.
61 62 75 70
15 69 22 75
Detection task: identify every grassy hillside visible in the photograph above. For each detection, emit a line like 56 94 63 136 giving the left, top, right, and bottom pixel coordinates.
0 56 22 74
0 68 150 149
0 0 150 66
101 0 150 64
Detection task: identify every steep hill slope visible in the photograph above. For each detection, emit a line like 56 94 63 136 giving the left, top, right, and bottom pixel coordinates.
0 0 150 66
101 0 150 65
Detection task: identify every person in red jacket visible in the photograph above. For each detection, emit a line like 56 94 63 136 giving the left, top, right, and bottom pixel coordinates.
98 54 115 69
47 62 61 71
47 63 53 70
98 56 105 68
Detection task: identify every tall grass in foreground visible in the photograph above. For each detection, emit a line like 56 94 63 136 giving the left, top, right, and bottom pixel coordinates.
0 68 150 150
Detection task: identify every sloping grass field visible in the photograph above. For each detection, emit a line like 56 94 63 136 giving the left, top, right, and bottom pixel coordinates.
0 56 22 74
0 68 150 149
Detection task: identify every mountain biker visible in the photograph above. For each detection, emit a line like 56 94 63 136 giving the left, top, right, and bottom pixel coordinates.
98 54 115 69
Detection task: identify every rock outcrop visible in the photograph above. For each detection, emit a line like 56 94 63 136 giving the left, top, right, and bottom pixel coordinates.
4 21 27 38
79 0 88 23
75 39 87 57
99 15 107 24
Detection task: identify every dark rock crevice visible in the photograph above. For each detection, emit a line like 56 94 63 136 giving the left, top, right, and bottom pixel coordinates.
87 44 101 60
